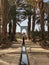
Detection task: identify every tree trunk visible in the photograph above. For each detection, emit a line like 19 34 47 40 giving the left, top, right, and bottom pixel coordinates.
40 10 44 40
2 0 8 42
13 18 16 41
9 21 12 40
28 15 31 39
48 17 49 40
40 1 44 40
46 4 49 40
32 10 35 41
47 5 49 40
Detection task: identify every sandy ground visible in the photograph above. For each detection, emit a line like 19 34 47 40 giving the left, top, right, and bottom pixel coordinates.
0 40 49 65
0 40 22 65
28 53 49 65
0 53 20 65
26 41 49 65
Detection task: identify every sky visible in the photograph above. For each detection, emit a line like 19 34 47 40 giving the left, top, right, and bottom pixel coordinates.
43 0 49 2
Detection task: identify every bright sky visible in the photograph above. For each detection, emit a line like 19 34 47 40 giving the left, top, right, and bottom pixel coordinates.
43 0 49 2
16 19 28 33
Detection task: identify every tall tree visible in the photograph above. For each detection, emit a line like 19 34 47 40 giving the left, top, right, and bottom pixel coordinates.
2 0 8 42
28 15 31 39
9 21 12 40
9 4 16 41
32 7 36 41
47 3 49 39
24 5 33 39
40 0 44 40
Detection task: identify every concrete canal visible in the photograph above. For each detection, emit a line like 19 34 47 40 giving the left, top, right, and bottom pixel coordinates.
20 38 29 65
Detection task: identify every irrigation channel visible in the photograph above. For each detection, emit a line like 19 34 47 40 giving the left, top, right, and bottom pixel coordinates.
19 37 30 65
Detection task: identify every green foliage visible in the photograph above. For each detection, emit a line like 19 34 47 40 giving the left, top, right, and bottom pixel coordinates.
24 5 33 16
9 5 16 19
8 0 15 6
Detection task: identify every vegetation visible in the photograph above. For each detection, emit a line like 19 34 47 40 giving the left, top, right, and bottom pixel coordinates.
0 0 49 49
24 5 33 39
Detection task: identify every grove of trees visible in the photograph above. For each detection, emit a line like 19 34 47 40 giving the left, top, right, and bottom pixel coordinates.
0 0 49 48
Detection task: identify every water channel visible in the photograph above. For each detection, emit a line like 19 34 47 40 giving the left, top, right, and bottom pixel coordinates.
20 38 29 65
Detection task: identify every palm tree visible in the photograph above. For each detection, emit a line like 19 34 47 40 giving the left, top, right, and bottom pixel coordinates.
2 0 8 42
9 4 16 41
9 21 12 40
40 1 44 40
47 2 49 39
13 17 16 41
24 5 33 39
32 7 36 41
28 15 31 39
